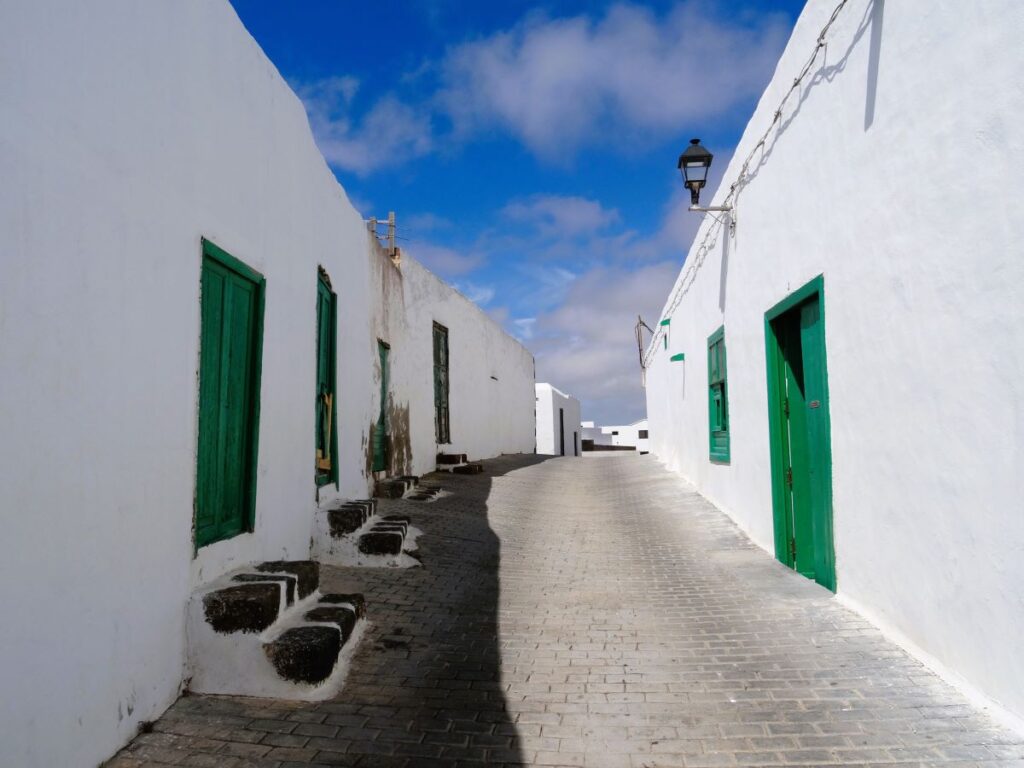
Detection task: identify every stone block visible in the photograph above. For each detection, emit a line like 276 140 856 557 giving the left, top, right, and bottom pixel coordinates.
358 531 404 555
233 573 296 606
305 606 358 642
257 561 319 599
202 583 281 634
320 593 366 618
265 626 341 684
328 507 365 536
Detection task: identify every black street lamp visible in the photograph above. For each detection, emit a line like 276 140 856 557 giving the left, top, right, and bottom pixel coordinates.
677 138 713 206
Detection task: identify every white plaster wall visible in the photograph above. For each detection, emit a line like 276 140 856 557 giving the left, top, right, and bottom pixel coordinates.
366 245 536 476
0 1 525 765
644 0 1024 724
536 384 582 456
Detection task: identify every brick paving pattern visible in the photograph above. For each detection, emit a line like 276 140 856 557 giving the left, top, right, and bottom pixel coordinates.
110 453 1024 767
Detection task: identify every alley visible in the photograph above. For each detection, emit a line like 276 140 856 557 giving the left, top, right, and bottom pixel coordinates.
112 454 1024 768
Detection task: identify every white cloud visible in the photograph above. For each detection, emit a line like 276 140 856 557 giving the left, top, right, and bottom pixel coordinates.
531 260 680 423
409 242 484 277
453 281 496 307
502 195 620 238
437 2 790 158
513 317 537 340
296 77 433 175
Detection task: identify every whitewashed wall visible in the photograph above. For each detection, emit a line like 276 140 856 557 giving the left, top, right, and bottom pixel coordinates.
368 242 536 475
536 384 582 456
645 0 1024 725
0 2 533 765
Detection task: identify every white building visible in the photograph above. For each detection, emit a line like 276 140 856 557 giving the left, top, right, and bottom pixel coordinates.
0 2 534 766
643 0 1024 727
581 419 649 452
535 383 582 456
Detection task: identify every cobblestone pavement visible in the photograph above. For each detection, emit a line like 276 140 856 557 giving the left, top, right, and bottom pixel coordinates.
111 453 1024 768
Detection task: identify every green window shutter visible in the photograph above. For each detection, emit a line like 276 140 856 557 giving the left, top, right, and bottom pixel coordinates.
195 240 265 549
315 270 338 487
707 326 730 462
433 323 450 444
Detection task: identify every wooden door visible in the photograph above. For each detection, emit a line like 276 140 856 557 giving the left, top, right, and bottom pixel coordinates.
766 278 835 590
372 341 389 473
195 241 264 549
315 272 337 486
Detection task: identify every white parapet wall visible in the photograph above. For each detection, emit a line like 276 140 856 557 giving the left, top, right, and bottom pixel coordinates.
535 383 582 456
0 2 534 765
644 0 1024 726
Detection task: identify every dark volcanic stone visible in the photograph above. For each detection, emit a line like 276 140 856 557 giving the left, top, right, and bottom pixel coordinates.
328 506 365 536
382 514 411 524
352 499 377 514
372 522 407 534
453 462 484 475
436 453 467 465
305 606 358 641
203 583 281 634
320 593 366 618
264 626 340 684
256 561 319 599
233 573 296 606
374 480 404 499
358 531 404 555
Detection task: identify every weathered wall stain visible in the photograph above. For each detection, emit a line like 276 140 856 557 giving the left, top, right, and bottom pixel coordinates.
364 400 412 478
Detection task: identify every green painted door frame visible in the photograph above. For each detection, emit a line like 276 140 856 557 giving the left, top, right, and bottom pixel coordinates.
433 323 450 445
764 275 835 591
315 269 338 487
195 238 265 550
372 340 390 473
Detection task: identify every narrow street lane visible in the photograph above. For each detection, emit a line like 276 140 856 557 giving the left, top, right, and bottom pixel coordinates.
113 454 1024 767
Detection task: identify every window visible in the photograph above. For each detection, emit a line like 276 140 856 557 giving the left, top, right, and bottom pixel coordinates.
433 323 450 444
707 326 729 462
612 431 619 436
638 430 649 439
315 268 338 486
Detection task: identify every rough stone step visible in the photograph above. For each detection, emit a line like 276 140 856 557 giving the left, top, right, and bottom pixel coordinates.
374 479 405 499
320 593 366 618
256 561 319 599
304 606 358 642
358 530 404 555
202 582 282 634
233 573 296 607
328 505 369 536
436 452 468 465
264 626 341 685
452 462 484 475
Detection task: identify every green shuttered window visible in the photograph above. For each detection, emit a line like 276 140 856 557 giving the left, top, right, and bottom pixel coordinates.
433 323 450 444
707 326 730 463
315 269 339 487
195 239 265 549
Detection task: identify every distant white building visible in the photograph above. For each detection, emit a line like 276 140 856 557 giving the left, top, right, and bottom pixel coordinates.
535 384 582 456
582 419 649 452
642 0 1024 727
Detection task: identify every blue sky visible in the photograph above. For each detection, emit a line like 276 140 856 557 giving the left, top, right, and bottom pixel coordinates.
229 0 806 424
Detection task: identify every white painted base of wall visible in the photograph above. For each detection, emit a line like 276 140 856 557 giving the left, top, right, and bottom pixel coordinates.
311 515 424 569
186 574 363 701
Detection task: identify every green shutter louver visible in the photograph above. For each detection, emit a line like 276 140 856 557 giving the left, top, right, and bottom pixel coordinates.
707 326 730 462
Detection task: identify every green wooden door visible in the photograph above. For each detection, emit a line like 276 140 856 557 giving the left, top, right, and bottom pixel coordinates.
195 242 264 549
433 323 450 444
765 277 835 591
315 273 338 486
372 341 389 473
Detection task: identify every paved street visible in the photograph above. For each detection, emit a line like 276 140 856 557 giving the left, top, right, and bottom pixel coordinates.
111 453 1024 767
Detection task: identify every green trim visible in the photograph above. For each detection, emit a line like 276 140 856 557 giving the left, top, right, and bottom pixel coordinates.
707 325 729 463
202 237 264 285
195 239 265 550
763 274 835 592
670 353 685 362
315 272 339 488
659 319 671 326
